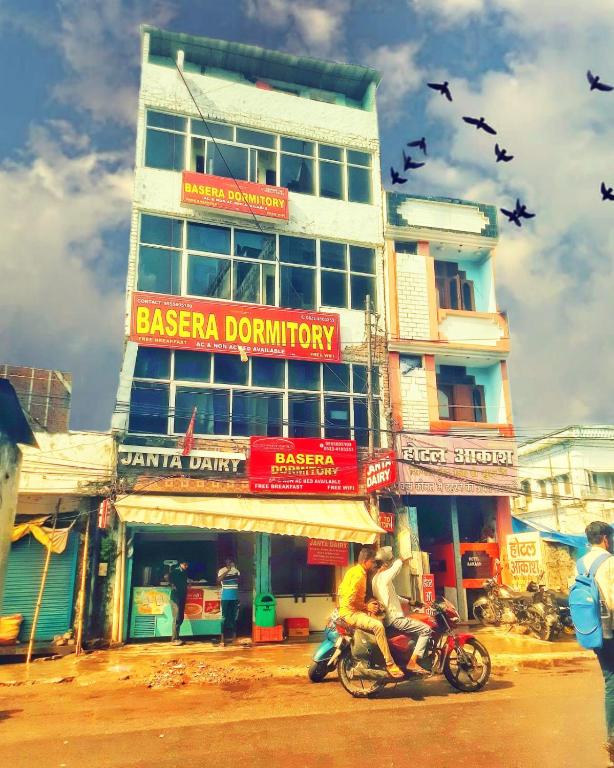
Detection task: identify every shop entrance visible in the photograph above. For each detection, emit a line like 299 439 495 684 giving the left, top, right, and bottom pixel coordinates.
125 527 254 641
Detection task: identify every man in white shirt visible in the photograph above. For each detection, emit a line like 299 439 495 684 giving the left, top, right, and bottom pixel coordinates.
372 546 431 674
581 521 614 765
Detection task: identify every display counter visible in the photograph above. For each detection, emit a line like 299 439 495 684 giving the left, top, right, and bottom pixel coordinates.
129 584 223 640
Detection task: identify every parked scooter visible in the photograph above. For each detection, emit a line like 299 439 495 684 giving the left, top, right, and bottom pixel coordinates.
331 598 491 698
308 609 339 682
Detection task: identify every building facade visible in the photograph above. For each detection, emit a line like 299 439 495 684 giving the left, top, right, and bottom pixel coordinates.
109 27 387 642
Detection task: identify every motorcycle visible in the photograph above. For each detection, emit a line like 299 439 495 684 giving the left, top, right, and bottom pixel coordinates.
308 609 339 682
331 598 491 698
472 577 553 640
526 579 575 638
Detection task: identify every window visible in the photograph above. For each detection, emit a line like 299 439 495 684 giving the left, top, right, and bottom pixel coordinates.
174 351 211 382
232 391 282 436
187 223 230 254
137 246 180 294
235 230 275 261
145 111 186 171
324 396 351 439
140 215 182 248
435 261 475 311
214 354 248 386
252 358 285 388
280 266 315 310
436 366 486 422
347 150 372 204
187 254 231 299
280 137 315 194
288 360 320 390
320 243 376 310
288 394 320 438
175 387 229 435
395 241 418 255
520 479 532 501
319 145 344 200
129 382 169 434
323 363 350 392
271 536 335 596
134 348 170 379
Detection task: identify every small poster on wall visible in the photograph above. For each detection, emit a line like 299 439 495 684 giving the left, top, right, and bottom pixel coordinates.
307 539 349 566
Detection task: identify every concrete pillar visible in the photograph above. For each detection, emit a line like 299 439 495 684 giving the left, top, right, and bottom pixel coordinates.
450 497 468 621
0 438 21 605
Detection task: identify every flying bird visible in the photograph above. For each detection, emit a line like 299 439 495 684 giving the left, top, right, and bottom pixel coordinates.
587 70 613 92
462 116 497 135
601 182 614 201
500 199 536 226
402 150 425 171
495 143 514 162
515 198 535 219
427 81 452 102
390 167 407 185
407 137 427 155
500 206 522 227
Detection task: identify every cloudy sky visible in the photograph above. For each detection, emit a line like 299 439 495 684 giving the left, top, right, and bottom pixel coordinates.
1 0 613 436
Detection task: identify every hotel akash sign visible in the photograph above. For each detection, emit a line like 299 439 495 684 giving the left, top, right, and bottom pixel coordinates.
397 434 518 496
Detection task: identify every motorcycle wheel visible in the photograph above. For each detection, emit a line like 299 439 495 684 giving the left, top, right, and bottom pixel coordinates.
308 661 329 683
526 608 550 641
337 652 386 698
444 638 491 692
472 602 499 626
562 624 576 636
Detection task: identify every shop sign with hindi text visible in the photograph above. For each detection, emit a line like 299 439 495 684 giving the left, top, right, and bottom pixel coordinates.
378 512 396 533
307 539 349 566
506 532 544 590
181 171 289 220
130 292 340 362
249 437 358 494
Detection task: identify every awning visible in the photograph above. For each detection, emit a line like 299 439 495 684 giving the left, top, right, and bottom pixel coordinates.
114 495 385 544
512 516 588 551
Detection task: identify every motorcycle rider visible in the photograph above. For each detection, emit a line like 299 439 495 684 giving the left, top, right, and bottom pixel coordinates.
337 546 404 679
372 546 432 675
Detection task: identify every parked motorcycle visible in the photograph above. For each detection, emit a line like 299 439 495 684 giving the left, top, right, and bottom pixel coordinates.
472 577 554 640
308 609 339 682
331 598 491 698
527 579 575 638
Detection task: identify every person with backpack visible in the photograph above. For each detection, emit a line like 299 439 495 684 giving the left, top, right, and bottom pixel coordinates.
571 521 614 764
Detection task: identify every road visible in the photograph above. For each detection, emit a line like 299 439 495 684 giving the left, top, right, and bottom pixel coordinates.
0 658 607 768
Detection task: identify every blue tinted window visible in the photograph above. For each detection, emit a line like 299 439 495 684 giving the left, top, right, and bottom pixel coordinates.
214 354 248 386
146 111 187 131
137 246 180 295
288 395 320 438
347 165 371 204
281 137 314 156
288 360 320 390
349 246 375 274
187 222 230 254
350 274 376 311
187 255 231 299
129 382 169 434
134 348 170 379
191 119 233 141
232 392 282 437
321 270 346 308
174 351 211 382
279 236 316 265
320 241 346 270
175 387 229 435
235 230 275 260
280 155 314 194
323 363 350 392
236 127 276 149
347 150 371 167
324 396 351 440
140 215 182 248
145 129 185 171
280 266 315 310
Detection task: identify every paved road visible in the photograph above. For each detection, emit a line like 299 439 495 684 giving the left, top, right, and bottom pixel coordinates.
0 658 607 768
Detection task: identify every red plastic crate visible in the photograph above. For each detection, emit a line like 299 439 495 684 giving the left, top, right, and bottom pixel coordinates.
284 617 309 630
252 624 284 643
287 627 310 639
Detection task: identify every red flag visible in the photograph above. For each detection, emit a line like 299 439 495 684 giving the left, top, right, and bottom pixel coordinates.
181 407 197 456
98 499 110 530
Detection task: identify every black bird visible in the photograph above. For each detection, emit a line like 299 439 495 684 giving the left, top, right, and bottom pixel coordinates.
407 137 427 155
390 167 407 185
402 150 425 171
495 143 514 162
427 81 452 102
500 206 522 227
601 182 614 200
462 116 497 135
587 70 614 92
515 198 535 219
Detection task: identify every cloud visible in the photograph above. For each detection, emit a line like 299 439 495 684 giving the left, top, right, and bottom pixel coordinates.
0 122 133 430
367 41 423 121
410 0 484 21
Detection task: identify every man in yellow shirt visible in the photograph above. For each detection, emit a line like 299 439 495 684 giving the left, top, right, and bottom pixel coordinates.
338 546 404 678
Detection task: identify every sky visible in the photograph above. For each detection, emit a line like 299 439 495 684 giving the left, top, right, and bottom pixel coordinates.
1 0 613 436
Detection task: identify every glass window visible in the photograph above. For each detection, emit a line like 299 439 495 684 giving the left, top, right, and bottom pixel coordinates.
281 137 314 156
235 230 276 260
134 348 170 379
350 246 376 274
319 144 343 161
207 143 249 180
252 357 285 388
236 127 276 149
191 119 233 141
288 395 320 438
232 391 282 436
353 398 379 448
214 354 248 386
323 363 350 392
279 236 316 266
174 351 211 382
262 263 276 306
129 382 169 435
280 155 314 194
353 365 368 395
321 270 347 308
146 111 187 132
324 396 351 439
187 254 230 299
347 150 371 167
288 360 320 390
175 387 230 435
319 161 344 200
137 246 180 295
395 241 418 254
187 222 230 254
347 165 371 204
145 129 185 171
320 241 346 270
281 266 315 309
140 215 182 248
234 261 261 303
350 274 376 310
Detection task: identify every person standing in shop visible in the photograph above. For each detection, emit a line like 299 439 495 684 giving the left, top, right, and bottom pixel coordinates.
218 558 241 644
168 560 190 646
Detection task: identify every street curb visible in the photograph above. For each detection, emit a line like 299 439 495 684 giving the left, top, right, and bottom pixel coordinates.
491 651 592 672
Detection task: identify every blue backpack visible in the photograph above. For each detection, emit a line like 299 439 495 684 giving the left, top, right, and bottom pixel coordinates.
569 551 611 650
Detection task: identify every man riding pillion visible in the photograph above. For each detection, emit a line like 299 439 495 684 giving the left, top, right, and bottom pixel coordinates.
372 546 432 675
337 546 404 679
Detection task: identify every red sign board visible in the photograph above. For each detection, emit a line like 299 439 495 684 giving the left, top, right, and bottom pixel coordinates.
365 452 397 492
97 499 110 530
422 574 436 605
378 512 395 533
307 539 349 566
249 437 358 494
181 171 289 220
130 292 340 362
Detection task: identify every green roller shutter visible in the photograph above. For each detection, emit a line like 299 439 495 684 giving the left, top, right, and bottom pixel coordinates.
1 531 79 641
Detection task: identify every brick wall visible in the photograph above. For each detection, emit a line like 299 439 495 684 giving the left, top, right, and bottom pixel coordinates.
0 365 72 432
400 365 430 431
396 252 430 340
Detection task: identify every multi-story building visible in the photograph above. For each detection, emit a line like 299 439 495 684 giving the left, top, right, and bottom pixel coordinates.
384 192 517 619
109 27 388 642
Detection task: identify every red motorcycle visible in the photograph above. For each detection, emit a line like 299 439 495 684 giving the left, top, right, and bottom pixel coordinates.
331 598 491 698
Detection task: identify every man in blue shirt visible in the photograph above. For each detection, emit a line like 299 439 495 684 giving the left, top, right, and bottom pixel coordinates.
218 558 240 644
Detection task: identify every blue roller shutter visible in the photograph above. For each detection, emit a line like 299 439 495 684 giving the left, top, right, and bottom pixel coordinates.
1 531 79 641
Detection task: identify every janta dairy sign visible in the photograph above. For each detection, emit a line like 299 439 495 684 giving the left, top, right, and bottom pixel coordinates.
365 452 397 492
130 292 340 362
118 446 245 477
181 172 289 220
397 434 518 496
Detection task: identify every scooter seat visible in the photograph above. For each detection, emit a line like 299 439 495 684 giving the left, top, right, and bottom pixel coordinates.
334 617 355 636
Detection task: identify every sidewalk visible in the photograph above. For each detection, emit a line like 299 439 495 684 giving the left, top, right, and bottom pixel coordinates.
0 626 592 689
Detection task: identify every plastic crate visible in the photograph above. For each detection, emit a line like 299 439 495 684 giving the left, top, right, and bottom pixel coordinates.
284 617 309 631
252 624 284 643
287 627 310 639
